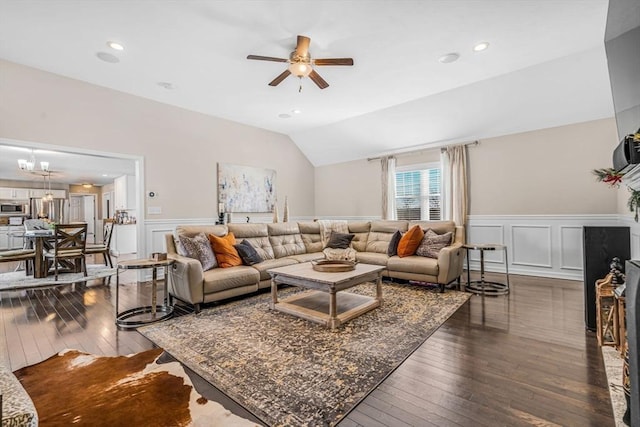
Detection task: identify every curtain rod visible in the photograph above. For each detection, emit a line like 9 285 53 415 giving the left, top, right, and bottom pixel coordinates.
367 140 479 162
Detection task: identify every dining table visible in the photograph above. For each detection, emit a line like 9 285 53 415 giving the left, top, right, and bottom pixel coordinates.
24 229 55 278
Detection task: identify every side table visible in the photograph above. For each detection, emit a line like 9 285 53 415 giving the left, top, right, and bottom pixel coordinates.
115 258 174 329
464 243 510 295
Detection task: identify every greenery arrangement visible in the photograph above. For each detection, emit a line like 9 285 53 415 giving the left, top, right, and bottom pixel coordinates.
593 168 640 221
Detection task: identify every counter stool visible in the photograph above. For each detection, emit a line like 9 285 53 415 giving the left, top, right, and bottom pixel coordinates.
464 243 510 295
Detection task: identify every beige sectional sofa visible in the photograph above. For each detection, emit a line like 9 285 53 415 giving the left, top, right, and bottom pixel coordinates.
165 220 465 312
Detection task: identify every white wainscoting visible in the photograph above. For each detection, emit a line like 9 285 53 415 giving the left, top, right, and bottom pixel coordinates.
467 215 623 280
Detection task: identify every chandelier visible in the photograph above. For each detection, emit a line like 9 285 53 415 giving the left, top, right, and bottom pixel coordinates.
17 150 49 173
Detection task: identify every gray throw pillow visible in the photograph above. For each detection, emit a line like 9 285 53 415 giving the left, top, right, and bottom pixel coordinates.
415 229 453 258
326 232 355 249
234 240 263 266
387 230 403 257
178 232 217 270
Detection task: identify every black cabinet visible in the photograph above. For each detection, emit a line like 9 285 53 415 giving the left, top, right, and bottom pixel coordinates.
583 226 630 331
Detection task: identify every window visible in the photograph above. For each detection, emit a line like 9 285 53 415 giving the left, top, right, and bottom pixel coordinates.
395 164 441 221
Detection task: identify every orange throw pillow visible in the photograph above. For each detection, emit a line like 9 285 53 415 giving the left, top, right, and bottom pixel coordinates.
208 232 242 268
397 225 425 257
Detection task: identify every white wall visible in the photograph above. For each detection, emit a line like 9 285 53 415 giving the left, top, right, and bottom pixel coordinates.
0 60 315 221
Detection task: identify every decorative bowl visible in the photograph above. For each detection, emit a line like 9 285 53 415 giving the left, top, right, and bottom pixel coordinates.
311 259 356 272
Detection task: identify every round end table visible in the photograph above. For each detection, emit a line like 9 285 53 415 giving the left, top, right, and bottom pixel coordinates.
115 258 174 329
464 243 510 296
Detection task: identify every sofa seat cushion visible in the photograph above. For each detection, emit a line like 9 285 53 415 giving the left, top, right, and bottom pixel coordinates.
203 266 259 294
286 252 325 263
355 252 389 266
387 255 438 276
252 258 299 281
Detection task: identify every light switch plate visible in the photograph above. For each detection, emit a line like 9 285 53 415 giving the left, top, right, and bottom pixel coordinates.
147 206 162 215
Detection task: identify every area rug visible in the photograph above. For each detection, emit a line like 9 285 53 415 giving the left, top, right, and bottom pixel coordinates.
139 283 470 426
13 348 259 427
0 264 115 291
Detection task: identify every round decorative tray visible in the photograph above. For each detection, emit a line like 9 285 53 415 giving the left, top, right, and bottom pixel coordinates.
311 260 356 272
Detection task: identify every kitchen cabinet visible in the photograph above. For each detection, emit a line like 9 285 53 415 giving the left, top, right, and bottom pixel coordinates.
113 175 136 210
0 226 8 250
111 224 137 255
0 187 29 200
0 225 26 250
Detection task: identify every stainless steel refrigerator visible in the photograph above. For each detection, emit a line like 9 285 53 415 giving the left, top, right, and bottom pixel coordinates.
29 198 68 223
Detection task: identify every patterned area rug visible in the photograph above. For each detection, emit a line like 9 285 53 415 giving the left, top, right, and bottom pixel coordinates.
14 348 258 427
140 283 470 426
0 264 115 291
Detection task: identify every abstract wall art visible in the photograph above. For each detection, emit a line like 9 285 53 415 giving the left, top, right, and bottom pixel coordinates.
218 163 276 213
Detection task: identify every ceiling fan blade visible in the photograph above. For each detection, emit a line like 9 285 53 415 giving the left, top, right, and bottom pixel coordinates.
314 58 354 66
308 70 329 89
247 55 288 63
295 35 311 58
268 70 291 86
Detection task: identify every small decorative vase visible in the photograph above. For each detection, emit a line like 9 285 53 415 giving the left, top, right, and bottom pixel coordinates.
283 196 289 223
272 204 279 223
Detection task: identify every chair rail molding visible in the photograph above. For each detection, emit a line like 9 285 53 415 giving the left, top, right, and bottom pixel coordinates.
467 214 622 280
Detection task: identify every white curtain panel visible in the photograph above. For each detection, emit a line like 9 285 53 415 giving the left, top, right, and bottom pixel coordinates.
381 156 397 220
441 145 468 226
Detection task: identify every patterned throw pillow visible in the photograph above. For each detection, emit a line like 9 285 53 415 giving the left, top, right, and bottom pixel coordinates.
177 232 217 271
208 232 243 268
416 229 453 258
397 225 425 257
234 240 263 266
387 230 403 257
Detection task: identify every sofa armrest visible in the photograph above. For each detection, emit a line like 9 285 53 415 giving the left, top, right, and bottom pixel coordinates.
168 254 205 305
436 242 464 285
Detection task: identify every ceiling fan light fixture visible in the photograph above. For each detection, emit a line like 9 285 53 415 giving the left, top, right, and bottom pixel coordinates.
40 161 49 172
288 62 313 77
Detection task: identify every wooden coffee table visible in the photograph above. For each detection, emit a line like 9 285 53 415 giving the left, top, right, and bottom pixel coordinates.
268 262 384 329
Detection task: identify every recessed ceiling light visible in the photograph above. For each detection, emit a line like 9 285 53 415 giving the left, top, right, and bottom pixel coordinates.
157 82 174 90
96 52 119 63
107 41 124 51
473 42 490 52
438 53 460 64
278 113 291 119
292 109 301 115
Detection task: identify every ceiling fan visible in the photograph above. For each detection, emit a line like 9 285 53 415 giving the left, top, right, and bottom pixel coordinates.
247 35 354 90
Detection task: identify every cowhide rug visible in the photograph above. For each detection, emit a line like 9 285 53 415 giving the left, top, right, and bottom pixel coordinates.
13 348 259 427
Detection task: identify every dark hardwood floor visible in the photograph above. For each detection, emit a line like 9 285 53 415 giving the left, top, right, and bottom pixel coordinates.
0 265 614 426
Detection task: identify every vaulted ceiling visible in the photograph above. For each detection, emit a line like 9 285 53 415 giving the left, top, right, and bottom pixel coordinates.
0 0 614 168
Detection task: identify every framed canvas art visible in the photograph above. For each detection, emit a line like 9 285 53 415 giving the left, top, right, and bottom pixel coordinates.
218 163 276 213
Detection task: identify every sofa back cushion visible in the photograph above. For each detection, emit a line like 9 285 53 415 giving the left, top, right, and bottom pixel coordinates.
409 220 456 236
268 223 306 258
348 221 371 252
298 221 323 253
228 223 275 259
365 220 409 253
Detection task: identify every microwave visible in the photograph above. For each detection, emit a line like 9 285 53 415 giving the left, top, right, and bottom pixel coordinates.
0 203 26 214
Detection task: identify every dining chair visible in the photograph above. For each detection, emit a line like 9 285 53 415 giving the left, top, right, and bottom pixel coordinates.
44 223 88 280
85 220 114 267
0 248 36 273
